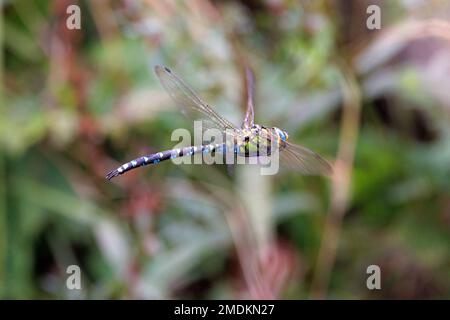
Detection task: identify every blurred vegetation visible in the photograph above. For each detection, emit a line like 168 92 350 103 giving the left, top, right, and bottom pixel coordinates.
1 0 449 299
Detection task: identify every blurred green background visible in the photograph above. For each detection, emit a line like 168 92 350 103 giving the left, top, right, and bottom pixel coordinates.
1 0 449 299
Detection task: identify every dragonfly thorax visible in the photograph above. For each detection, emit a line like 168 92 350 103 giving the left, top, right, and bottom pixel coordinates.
245 124 289 144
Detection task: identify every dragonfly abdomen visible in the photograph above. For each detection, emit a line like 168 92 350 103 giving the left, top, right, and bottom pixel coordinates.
106 143 225 180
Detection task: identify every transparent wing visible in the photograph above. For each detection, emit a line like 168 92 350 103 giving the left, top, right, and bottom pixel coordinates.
279 141 333 176
154 65 238 132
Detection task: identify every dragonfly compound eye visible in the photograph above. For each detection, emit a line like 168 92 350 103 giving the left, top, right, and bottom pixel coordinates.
274 127 287 141
283 130 289 141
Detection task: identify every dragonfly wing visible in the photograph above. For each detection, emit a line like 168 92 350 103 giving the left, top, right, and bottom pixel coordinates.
279 141 333 176
155 66 238 132
242 67 255 128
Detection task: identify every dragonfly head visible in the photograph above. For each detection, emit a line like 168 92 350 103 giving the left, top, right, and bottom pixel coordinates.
273 127 289 142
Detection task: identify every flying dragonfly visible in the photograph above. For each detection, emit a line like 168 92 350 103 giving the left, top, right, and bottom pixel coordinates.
106 66 332 180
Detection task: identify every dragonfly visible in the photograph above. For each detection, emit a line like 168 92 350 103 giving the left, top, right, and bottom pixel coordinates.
106 66 332 180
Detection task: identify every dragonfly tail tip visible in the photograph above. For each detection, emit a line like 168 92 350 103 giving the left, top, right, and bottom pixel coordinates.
105 169 120 180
